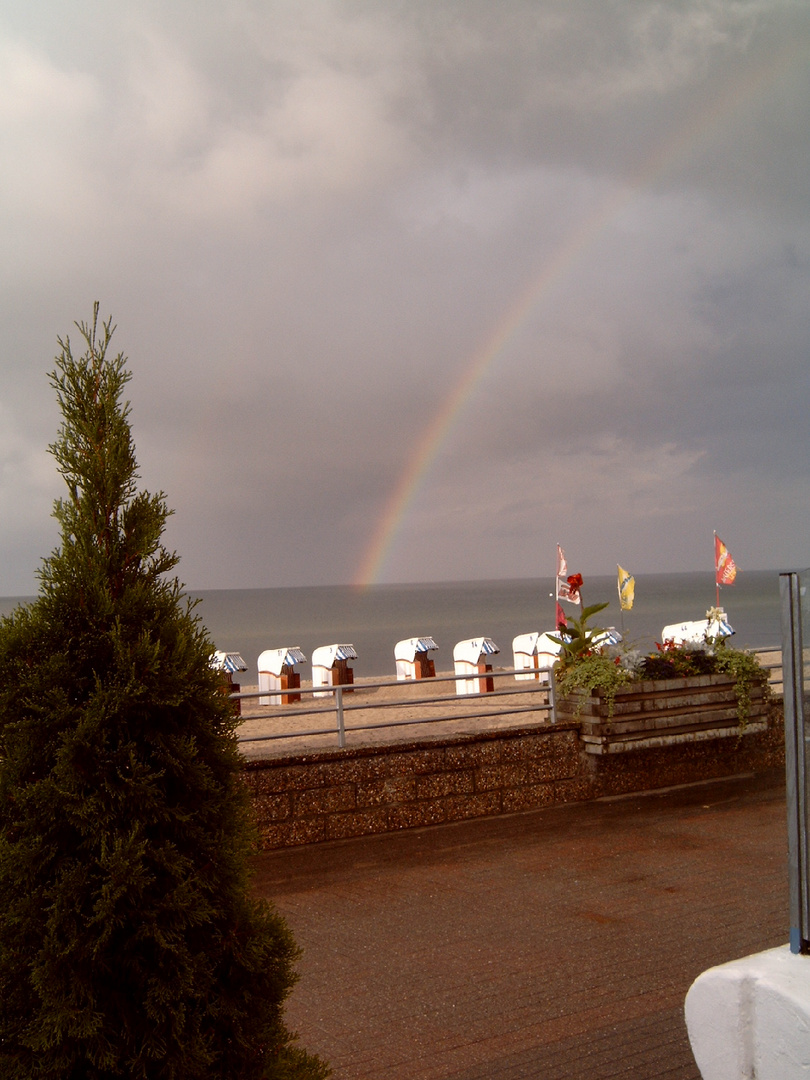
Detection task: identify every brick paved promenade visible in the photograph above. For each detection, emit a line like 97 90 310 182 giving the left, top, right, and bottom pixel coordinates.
252 768 788 1080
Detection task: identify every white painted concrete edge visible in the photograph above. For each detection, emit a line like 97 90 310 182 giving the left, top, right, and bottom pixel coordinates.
684 945 810 1079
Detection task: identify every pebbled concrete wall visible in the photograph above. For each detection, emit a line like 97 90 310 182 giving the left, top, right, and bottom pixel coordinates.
242 710 784 850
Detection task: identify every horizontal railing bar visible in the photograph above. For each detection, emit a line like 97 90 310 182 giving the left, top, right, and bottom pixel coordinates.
330 702 550 733
297 684 550 716
241 725 348 743
238 701 552 744
235 686 550 713
234 650 783 750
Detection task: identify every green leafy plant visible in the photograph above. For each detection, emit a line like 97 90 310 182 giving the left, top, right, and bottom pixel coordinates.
551 579 770 726
641 638 770 725
0 307 329 1080
550 600 610 668
641 640 717 679
555 652 635 718
713 641 772 725
550 596 633 717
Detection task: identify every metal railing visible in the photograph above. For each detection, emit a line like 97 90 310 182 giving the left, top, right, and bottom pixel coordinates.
751 647 783 692
780 572 810 955
234 667 556 750
233 644 785 755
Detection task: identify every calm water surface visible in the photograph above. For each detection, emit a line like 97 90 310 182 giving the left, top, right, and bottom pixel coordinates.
1 570 782 681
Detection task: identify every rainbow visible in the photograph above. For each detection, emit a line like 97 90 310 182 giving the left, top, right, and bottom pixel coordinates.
354 44 798 587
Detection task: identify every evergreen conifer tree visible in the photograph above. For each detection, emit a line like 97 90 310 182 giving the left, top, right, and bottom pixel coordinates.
0 306 328 1080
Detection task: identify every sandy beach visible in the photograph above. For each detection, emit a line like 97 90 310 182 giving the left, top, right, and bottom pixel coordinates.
234 647 784 761
235 669 555 759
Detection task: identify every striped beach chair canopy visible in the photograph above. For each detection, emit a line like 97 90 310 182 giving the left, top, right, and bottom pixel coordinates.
257 647 307 677
593 627 623 647
453 637 499 665
211 651 248 673
394 637 439 663
311 643 358 669
661 618 734 646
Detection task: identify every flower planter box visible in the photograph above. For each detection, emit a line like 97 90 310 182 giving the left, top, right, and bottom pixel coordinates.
556 673 770 755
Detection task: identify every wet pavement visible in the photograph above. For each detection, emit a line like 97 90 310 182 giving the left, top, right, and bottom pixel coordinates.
252 768 788 1080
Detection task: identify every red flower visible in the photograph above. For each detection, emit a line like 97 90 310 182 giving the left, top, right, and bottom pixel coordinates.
567 573 583 589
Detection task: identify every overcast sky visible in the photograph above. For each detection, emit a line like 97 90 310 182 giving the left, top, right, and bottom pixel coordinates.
1 0 808 593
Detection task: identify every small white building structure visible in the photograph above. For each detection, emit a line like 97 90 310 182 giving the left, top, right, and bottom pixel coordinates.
394 637 439 680
512 632 562 682
311 643 358 697
662 614 733 646
453 637 499 695
258 647 307 706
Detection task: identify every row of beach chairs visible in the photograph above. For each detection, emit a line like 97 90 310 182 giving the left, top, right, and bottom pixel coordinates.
214 634 567 708
212 614 733 709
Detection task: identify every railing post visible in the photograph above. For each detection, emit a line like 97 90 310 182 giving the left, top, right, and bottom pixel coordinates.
335 684 346 749
547 668 557 724
780 571 809 954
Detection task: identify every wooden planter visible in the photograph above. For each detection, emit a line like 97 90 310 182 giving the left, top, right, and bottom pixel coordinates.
556 673 770 755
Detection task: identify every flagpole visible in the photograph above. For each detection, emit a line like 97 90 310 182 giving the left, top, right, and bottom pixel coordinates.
714 531 720 607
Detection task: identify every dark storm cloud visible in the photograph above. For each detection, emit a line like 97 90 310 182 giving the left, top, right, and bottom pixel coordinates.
0 0 808 591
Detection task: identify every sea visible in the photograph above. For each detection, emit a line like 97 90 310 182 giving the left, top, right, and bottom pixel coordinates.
1 570 783 682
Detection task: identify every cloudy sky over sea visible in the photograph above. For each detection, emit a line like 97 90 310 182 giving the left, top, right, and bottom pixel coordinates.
1 1 808 592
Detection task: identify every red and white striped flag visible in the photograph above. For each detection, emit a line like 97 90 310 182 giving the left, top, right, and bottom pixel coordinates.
556 545 582 605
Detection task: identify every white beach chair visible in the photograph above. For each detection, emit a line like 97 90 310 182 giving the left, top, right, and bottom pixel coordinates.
257 646 307 706
661 618 734 646
512 632 562 682
311 643 358 697
453 637 499 694
394 637 439 680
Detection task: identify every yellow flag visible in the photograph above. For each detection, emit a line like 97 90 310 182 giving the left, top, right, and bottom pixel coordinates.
617 565 635 610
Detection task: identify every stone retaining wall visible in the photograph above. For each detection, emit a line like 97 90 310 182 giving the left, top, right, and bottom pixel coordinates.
242 709 785 850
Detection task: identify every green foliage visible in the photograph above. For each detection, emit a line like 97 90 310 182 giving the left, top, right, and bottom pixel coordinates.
641 639 770 725
0 307 329 1080
713 642 772 726
554 653 634 718
550 602 610 668
554 610 770 726
640 647 717 680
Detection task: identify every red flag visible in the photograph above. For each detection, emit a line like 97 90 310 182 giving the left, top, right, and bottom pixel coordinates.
555 603 567 631
715 533 738 586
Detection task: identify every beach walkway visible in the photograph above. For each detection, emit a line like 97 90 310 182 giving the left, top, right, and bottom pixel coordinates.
251 767 788 1080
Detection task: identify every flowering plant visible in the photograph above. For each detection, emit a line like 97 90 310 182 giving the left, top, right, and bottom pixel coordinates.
550 600 609 667
552 577 770 723
551 597 634 715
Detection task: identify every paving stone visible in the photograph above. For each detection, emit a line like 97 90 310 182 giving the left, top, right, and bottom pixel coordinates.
251 768 788 1080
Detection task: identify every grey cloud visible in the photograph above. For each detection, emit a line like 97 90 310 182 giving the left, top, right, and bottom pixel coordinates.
0 0 808 592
